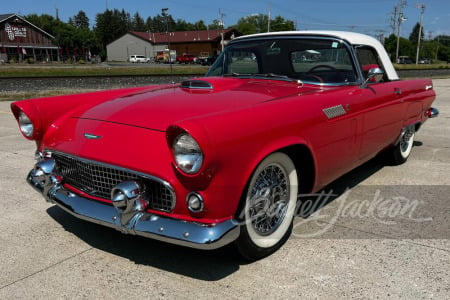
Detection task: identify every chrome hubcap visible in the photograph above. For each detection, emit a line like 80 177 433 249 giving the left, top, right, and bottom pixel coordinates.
248 164 289 236
400 128 414 153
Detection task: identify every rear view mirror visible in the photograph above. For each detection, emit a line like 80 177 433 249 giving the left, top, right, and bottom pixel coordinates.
361 67 384 88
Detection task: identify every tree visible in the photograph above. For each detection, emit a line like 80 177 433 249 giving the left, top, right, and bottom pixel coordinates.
409 22 424 45
175 19 194 31
25 14 59 36
384 33 415 61
194 20 207 31
234 14 295 35
94 9 130 49
207 19 222 30
72 11 90 29
151 14 176 32
235 14 268 35
270 16 295 32
132 12 146 31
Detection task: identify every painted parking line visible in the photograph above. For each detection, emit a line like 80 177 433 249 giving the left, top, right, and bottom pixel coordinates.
0 110 13 114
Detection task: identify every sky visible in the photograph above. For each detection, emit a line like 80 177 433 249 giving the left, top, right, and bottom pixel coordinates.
4 0 450 38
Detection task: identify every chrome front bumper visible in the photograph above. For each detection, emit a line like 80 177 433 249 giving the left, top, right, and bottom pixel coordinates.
27 159 240 250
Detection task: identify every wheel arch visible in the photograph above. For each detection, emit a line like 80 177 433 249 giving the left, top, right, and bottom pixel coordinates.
234 142 316 220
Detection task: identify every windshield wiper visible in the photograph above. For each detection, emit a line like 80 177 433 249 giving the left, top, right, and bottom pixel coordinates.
224 73 301 83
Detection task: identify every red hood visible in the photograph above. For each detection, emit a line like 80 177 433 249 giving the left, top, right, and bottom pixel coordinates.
75 77 318 131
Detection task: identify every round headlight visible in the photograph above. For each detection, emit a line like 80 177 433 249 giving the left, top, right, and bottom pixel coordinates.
172 133 203 174
19 111 34 138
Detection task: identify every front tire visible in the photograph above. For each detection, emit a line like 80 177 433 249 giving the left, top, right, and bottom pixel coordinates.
235 152 298 261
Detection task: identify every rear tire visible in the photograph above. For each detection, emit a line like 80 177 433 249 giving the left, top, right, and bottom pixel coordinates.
235 152 298 261
390 125 415 165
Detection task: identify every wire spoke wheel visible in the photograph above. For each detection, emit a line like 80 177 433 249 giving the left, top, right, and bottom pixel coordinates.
235 152 298 261
248 164 289 236
390 125 415 165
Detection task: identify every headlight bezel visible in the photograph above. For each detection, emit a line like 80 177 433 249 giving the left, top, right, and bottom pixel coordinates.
18 111 34 138
172 133 204 175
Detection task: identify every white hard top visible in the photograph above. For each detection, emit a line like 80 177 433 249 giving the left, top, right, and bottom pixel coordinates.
234 30 399 80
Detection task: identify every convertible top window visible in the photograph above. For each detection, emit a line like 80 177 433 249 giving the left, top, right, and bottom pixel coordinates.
207 37 359 85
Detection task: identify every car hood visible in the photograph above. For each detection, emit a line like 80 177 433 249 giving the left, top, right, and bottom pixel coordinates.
74 77 318 131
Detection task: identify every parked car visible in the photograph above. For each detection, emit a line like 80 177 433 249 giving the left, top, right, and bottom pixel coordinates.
11 31 438 260
198 54 219 66
176 53 197 64
129 55 150 63
397 56 413 64
419 58 432 64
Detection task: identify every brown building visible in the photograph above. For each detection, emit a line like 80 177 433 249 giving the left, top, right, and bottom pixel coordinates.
107 28 239 62
0 13 58 63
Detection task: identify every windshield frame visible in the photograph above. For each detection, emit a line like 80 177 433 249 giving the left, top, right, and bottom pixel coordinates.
206 35 363 86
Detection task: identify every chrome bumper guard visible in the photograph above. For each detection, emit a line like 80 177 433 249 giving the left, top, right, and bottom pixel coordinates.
27 159 240 250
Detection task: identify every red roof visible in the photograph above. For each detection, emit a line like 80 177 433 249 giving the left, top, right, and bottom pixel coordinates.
130 29 237 44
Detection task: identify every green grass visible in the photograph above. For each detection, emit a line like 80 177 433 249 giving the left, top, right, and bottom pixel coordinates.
393 62 450 70
0 64 209 77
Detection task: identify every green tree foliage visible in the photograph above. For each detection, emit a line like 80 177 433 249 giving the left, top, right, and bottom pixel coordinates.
234 14 295 35
409 22 424 45
235 14 268 35
132 12 146 31
25 8 449 64
150 14 176 32
207 19 222 30
270 16 295 32
72 11 90 29
25 14 60 36
194 20 207 31
384 33 415 61
435 35 450 61
94 9 131 49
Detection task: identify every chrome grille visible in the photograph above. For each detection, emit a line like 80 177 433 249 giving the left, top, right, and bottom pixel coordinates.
52 152 175 212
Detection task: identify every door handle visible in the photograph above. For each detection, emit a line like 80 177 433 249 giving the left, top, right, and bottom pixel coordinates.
394 88 402 95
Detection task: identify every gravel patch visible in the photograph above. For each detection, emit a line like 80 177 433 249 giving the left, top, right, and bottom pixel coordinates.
0 75 194 93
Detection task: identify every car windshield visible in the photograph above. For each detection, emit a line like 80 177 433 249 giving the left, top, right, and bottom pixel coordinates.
206 37 359 85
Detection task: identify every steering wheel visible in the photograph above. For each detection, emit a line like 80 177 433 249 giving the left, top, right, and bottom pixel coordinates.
306 65 342 84
307 64 338 73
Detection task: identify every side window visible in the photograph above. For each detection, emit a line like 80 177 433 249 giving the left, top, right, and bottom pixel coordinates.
356 46 388 82
290 43 357 84
228 51 258 74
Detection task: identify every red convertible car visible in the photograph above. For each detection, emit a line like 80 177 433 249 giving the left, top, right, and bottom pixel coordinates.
11 31 438 260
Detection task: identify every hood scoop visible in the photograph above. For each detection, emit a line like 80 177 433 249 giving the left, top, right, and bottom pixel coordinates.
180 79 213 90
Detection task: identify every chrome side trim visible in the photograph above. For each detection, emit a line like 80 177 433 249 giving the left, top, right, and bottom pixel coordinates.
27 165 240 250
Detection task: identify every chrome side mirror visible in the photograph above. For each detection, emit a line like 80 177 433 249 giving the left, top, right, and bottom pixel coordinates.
361 67 384 88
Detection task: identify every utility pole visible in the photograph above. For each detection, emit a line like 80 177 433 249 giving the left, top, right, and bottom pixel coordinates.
161 8 172 74
219 9 225 52
435 35 440 60
415 3 425 64
267 3 271 32
395 0 407 63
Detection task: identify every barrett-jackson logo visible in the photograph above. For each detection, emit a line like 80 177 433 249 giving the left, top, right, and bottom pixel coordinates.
5 23 27 41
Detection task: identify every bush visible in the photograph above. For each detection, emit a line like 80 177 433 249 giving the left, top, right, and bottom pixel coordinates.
27 58 35 64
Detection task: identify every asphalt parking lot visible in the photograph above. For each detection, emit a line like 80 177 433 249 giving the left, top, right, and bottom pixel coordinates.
0 79 449 299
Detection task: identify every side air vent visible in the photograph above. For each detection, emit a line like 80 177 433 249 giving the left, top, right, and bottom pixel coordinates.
180 80 213 90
